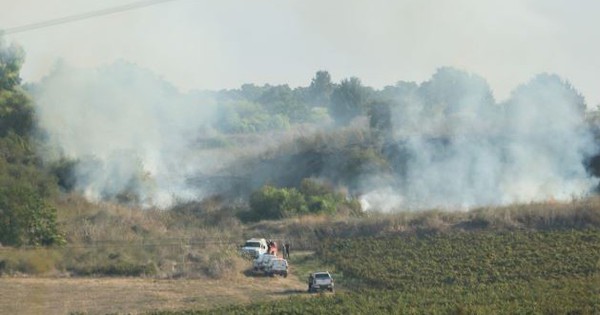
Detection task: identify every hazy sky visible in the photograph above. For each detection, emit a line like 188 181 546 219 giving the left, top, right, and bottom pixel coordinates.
2 0 599 105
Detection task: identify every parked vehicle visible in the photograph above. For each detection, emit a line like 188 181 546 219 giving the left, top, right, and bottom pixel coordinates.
253 253 276 272
307 271 334 293
241 238 268 258
265 258 288 277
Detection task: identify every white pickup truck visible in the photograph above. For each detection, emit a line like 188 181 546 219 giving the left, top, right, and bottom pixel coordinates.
265 258 288 277
241 238 268 258
253 253 276 272
308 271 334 293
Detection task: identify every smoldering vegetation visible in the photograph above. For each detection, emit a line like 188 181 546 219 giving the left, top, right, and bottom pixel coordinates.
30 63 600 212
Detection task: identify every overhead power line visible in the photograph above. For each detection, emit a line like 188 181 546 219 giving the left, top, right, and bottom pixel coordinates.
2 0 181 35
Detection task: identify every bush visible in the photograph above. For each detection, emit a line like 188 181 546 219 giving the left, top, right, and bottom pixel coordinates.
244 179 361 222
248 185 308 221
0 185 65 246
0 248 63 275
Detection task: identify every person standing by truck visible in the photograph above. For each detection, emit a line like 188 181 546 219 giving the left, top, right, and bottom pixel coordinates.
281 242 288 258
267 240 278 256
284 242 290 259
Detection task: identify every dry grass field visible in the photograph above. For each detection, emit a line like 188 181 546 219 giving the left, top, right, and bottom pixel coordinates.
0 275 306 315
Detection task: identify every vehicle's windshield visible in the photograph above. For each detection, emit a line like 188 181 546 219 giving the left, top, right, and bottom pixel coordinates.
244 241 261 248
315 273 331 279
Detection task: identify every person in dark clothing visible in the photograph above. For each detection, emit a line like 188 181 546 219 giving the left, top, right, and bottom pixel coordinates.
281 243 287 258
284 242 290 259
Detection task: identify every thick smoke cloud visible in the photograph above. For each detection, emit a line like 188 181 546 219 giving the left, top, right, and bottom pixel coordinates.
33 62 598 211
361 69 598 211
34 61 225 207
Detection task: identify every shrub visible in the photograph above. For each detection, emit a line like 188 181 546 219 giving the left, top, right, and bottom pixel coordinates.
247 185 308 221
0 185 65 246
0 248 62 275
244 179 361 222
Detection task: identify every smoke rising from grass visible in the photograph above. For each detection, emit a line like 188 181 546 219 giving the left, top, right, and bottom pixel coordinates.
34 61 225 207
361 69 598 211
32 62 599 211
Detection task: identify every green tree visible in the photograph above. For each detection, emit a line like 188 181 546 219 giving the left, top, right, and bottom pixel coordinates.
217 100 290 133
0 40 33 138
248 185 307 220
0 38 64 247
0 39 24 90
258 85 310 123
330 77 370 124
0 185 65 246
368 100 393 136
307 70 334 107
417 67 495 118
506 73 586 116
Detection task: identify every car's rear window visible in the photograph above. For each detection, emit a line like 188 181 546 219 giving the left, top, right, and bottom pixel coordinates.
314 273 331 279
244 241 260 247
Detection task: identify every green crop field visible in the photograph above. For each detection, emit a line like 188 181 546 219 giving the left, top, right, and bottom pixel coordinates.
156 229 600 314
318 229 600 289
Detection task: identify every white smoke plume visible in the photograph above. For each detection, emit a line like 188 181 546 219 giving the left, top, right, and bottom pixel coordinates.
361 69 598 211
32 62 599 211
33 61 226 208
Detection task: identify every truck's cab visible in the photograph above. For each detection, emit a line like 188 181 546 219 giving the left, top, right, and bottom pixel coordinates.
241 238 268 258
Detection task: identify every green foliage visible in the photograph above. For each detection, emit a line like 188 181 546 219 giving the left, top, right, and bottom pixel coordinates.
247 185 308 220
0 39 24 90
0 185 65 246
217 100 290 133
0 88 33 137
508 73 586 115
330 77 371 124
164 229 599 315
418 67 495 118
0 40 32 138
70 258 157 277
307 70 334 107
368 100 393 135
0 40 64 247
156 276 599 315
48 157 78 192
244 179 360 221
318 230 600 289
0 134 59 199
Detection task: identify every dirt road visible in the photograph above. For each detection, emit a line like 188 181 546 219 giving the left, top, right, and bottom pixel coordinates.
0 275 306 314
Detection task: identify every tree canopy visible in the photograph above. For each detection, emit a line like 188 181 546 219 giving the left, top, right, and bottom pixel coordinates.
0 38 64 247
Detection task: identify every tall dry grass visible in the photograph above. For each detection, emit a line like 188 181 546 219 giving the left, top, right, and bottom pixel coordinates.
3 194 599 276
246 196 600 250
